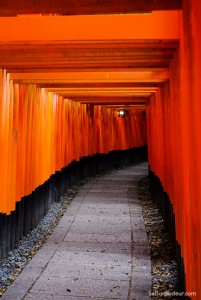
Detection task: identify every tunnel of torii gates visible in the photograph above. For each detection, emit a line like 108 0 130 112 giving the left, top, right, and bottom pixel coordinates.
0 0 201 298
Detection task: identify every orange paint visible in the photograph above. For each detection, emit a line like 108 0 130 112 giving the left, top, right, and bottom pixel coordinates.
0 76 147 216
0 11 180 41
147 1 201 297
0 3 200 297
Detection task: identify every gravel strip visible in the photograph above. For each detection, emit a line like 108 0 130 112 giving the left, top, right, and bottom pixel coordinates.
0 178 90 297
138 176 178 299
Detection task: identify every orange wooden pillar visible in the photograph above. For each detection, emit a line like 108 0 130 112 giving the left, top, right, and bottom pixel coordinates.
0 69 7 214
180 0 201 297
146 3 201 297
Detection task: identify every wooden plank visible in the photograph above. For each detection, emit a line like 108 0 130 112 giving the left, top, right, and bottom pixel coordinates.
37 82 163 88
104 105 146 110
56 96 151 101
0 57 174 66
9 69 169 81
6 65 170 73
0 61 173 68
0 0 182 15
0 12 181 41
78 100 147 104
2 61 170 70
55 92 152 98
0 42 175 69
45 88 158 98
0 52 174 61
0 40 179 50
0 39 175 73
45 87 157 93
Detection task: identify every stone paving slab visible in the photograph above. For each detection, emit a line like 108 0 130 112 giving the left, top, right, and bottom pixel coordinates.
2 162 151 300
42 261 131 280
58 241 131 254
50 250 132 266
77 206 130 217
79 202 130 208
82 195 130 202
64 232 132 243
131 270 152 300
24 294 117 300
69 223 131 235
30 277 129 299
86 190 130 195
1 267 43 300
89 186 130 191
57 216 75 228
47 226 70 243
27 247 56 268
73 214 130 223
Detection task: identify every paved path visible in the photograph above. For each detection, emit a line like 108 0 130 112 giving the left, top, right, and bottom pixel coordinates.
2 163 151 300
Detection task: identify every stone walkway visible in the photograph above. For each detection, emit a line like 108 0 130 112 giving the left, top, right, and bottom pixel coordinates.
2 163 151 300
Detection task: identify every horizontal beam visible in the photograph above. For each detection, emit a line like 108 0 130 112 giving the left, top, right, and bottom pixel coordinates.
9 70 169 82
0 40 179 50
45 88 157 98
66 96 147 100
45 87 157 93
0 0 182 16
93 104 146 109
0 12 181 41
38 82 163 88
79 101 147 106
80 101 146 105
62 98 151 105
1 60 171 70
0 40 175 72
6 65 171 73
0 54 174 64
50 91 152 97
105 105 146 110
